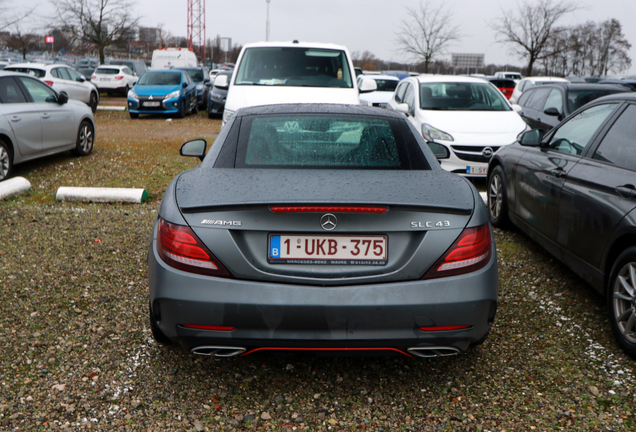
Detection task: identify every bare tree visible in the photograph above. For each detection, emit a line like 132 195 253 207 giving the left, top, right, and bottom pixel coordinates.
490 0 578 76
352 51 381 71
52 0 140 64
5 27 39 60
395 2 461 73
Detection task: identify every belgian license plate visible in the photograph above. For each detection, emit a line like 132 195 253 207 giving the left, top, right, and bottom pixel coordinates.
100 78 111 82
268 234 387 265
467 165 488 175
143 101 160 107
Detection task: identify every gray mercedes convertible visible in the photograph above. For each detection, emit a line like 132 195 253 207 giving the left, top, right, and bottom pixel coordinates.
147 104 498 358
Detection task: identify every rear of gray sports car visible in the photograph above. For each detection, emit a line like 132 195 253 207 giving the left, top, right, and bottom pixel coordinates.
148 104 498 358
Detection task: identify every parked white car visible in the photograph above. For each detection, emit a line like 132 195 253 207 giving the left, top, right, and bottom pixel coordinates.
509 76 568 104
494 71 523 83
357 74 400 108
151 48 197 70
4 63 99 112
387 75 527 177
0 71 95 182
216 41 377 126
91 65 137 95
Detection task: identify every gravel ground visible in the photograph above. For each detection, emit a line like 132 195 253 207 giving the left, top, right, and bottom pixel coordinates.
1 112 635 431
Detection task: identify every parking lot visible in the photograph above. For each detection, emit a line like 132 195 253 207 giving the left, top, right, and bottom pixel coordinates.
0 109 634 431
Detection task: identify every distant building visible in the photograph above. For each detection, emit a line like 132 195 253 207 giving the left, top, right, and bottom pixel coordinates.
139 27 160 44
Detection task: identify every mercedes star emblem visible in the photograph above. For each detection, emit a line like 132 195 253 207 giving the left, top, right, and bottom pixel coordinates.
320 213 337 231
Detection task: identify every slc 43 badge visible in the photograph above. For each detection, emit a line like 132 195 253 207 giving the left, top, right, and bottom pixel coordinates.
410 221 451 228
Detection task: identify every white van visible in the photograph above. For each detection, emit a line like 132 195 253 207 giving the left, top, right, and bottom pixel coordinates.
151 48 198 70
215 41 376 125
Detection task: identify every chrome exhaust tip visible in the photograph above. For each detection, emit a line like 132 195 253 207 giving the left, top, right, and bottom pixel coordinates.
407 346 460 358
191 346 246 357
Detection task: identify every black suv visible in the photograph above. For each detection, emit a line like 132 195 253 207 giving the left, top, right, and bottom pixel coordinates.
514 83 630 132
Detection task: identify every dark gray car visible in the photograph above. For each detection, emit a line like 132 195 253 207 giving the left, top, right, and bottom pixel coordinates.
488 93 636 359
148 104 498 358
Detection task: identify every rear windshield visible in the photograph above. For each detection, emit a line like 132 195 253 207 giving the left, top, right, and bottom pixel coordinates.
137 72 181 86
567 89 628 113
96 68 121 75
5 67 45 78
234 47 353 88
236 115 429 170
420 82 511 111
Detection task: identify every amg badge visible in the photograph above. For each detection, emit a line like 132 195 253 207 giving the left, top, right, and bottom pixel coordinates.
201 219 242 226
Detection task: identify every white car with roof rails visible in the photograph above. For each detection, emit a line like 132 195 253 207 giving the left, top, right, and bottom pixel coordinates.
214 40 377 126
387 75 527 177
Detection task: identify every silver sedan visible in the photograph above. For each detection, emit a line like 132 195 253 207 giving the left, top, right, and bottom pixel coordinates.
0 71 95 182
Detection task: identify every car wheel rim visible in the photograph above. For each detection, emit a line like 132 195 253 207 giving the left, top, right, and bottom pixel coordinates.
0 146 9 178
613 262 636 344
79 125 93 153
489 174 502 220
90 93 97 106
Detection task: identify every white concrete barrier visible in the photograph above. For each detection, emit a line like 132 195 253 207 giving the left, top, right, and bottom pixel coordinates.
0 177 32 200
96 106 127 111
56 187 148 203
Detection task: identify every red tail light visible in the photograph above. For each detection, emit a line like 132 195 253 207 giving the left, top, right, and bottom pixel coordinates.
181 324 235 331
419 325 472 332
157 218 233 278
91 74 97 79
422 223 492 279
44 80 54 86
114 75 124 80
270 206 388 213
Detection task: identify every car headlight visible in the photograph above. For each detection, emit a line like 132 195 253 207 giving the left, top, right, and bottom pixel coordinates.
196 84 204 90
422 123 454 142
223 109 235 124
165 90 181 100
128 90 138 100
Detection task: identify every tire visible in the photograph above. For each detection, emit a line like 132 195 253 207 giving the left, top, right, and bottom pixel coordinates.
607 247 636 359
123 85 130 96
129 112 139 119
208 110 214 119
0 140 13 182
71 121 94 156
88 91 98 113
149 304 172 345
487 165 509 228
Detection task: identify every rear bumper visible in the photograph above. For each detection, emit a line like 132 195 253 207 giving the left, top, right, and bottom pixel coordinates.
148 240 498 356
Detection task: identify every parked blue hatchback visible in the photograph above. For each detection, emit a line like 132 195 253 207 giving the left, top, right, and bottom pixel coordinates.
127 70 198 119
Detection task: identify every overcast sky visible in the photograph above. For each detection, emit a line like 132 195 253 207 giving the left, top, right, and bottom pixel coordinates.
17 0 636 75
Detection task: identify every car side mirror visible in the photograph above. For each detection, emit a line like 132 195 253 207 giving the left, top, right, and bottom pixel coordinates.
77 76 85 82
57 91 69 105
511 104 522 113
182 82 188 88
214 74 229 89
205 81 211 87
543 107 563 120
180 139 207 161
396 103 410 116
427 142 450 160
518 129 542 147
358 78 377 94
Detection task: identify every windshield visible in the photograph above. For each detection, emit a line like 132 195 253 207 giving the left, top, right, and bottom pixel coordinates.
137 72 181 86
184 69 204 82
6 67 45 78
235 47 353 88
236 114 429 170
419 82 511 111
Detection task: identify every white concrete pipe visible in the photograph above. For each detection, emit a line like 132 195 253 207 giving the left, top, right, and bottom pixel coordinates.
0 177 32 200
56 187 148 204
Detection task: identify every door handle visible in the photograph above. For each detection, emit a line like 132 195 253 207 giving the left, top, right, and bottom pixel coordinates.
551 168 566 178
41 113 50 119
10 116 20 122
616 185 636 199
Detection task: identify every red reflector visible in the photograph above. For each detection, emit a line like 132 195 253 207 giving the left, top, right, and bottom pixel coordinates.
270 206 388 214
419 325 471 332
181 324 235 331
422 223 492 279
44 80 54 86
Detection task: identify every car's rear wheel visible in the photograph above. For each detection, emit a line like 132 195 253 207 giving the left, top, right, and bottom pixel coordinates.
0 140 13 182
71 121 94 156
608 247 636 359
149 304 172 345
488 165 509 228
88 91 98 112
